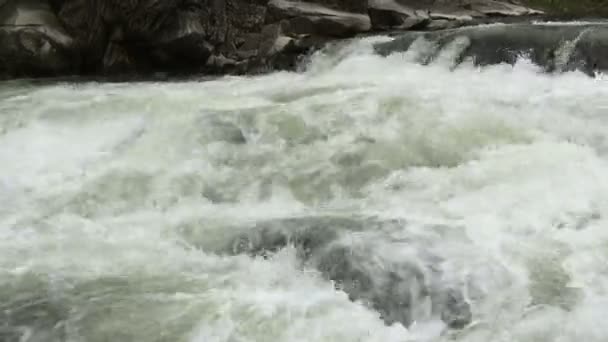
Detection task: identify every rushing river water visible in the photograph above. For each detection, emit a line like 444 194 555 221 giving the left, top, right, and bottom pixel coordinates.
1 36 608 342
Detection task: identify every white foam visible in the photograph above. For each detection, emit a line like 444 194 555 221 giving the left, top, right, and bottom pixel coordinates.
1 37 608 341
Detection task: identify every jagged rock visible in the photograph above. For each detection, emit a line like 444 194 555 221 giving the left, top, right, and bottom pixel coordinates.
468 0 543 16
0 27 73 79
368 0 431 31
0 0 549 79
429 5 481 22
304 0 368 14
218 0 268 56
228 216 347 257
198 115 247 144
267 0 371 37
253 21 330 72
54 0 110 72
57 0 214 74
227 216 473 330
0 0 76 79
374 23 608 75
368 0 543 31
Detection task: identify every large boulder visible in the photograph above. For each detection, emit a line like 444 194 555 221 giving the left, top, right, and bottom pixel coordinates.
368 0 542 31
50 0 271 75
227 216 473 330
267 0 371 37
0 0 76 79
0 0 549 79
304 0 368 14
53 0 215 74
374 23 608 75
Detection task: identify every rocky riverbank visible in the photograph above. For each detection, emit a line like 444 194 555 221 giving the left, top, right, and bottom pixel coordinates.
0 0 544 79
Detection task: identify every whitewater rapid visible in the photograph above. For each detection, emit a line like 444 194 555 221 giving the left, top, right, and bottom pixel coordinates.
1 36 608 342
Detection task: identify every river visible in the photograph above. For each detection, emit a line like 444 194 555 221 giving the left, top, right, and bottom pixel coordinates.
1 35 608 342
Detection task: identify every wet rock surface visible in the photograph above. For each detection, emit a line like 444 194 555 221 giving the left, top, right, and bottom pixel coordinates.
0 0 545 79
226 216 473 330
374 23 608 75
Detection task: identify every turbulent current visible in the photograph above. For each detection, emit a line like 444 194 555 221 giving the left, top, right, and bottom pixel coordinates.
2 35 608 342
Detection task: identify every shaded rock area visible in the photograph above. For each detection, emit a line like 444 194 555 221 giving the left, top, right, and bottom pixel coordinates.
0 0 544 79
226 216 473 330
0 0 76 78
374 23 608 75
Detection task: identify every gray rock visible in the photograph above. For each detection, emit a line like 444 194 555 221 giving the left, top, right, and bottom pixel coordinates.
229 216 351 257
226 216 473 330
374 23 608 75
468 0 543 16
426 19 461 31
0 0 550 79
302 0 368 14
0 27 73 79
368 0 431 30
198 116 247 145
53 0 216 73
438 289 473 329
259 23 289 56
314 242 429 327
0 0 76 79
267 0 371 37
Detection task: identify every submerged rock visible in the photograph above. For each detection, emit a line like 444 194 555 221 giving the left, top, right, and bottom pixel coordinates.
375 23 608 75
226 216 473 330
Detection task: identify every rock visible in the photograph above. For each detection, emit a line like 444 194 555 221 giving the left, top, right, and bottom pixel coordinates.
102 41 133 74
0 0 548 79
429 5 481 22
468 0 543 16
228 216 350 257
315 242 429 327
0 0 76 79
254 21 328 72
218 0 268 57
206 53 240 73
368 0 543 31
227 216 473 330
259 23 288 55
198 115 247 144
438 289 473 329
573 28 608 74
0 27 74 79
267 0 371 37
374 23 608 75
54 0 110 73
52 0 214 74
426 19 462 31
305 0 368 14
368 0 430 31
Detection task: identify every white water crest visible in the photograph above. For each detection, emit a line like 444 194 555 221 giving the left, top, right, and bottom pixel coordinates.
1 37 608 342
